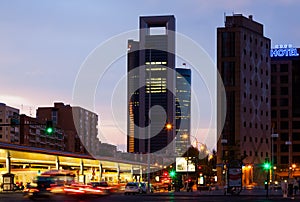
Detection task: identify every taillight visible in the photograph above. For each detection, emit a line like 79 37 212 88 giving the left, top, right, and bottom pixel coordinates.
29 188 39 192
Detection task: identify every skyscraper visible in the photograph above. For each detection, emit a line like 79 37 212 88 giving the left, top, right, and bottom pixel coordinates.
127 15 176 154
175 67 191 156
216 14 271 186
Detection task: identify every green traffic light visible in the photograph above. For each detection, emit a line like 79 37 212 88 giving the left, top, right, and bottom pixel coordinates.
263 162 271 170
45 120 54 135
46 127 53 134
169 170 176 178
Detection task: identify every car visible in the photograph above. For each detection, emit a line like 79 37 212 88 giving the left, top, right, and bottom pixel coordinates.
87 181 113 193
23 176 53 199
124 182 140 195
245 184 255 190
64 183 108 196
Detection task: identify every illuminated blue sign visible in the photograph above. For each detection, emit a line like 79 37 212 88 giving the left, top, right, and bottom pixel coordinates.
270 44 299 57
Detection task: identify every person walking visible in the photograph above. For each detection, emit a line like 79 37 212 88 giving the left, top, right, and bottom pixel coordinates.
281 180 288 198
293 178 299 196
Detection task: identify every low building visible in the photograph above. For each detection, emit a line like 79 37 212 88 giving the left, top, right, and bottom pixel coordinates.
0 103 20 144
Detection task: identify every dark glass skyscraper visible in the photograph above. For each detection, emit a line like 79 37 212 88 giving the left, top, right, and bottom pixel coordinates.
175 67 191 156
127 16 176 154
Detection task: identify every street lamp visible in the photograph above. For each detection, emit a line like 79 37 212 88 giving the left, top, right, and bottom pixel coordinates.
147 47 152 193
221 139 228 188
271 133 278 184
292 164 296 178
285 140 292 181
166 123 172 130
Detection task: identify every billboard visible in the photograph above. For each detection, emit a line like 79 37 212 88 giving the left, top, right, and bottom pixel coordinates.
175 157 195 172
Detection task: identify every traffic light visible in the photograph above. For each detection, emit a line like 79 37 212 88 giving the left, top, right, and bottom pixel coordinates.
263 161 271 170
169 170 176 178
163 171 168 177
45 121 54 135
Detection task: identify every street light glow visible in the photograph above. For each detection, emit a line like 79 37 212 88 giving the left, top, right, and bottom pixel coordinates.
166 123 172 130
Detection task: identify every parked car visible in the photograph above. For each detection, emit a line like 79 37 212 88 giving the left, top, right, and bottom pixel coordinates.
124 182 140 195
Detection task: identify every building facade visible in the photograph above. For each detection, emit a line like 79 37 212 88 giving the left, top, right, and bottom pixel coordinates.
175 67 191 156
216 14 271 186
271 45 300 178
36 102 99 155
0 103 20 144
127 16 176 154
19 114 64 150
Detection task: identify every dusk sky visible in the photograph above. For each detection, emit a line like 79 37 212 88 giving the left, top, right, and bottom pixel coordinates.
1 0 300 151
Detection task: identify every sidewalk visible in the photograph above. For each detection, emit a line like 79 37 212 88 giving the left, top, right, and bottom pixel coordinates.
150 188 289 197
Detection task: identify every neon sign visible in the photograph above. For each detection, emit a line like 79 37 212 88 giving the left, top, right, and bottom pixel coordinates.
270 44 299 58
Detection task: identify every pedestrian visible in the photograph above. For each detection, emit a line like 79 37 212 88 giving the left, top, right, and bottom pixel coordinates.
281 180 288 198
294 178 299 195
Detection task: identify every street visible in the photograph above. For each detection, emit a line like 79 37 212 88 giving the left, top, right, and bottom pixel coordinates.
0 190 298 202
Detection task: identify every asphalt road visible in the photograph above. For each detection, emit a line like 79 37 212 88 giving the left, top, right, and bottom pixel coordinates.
0 192 298 202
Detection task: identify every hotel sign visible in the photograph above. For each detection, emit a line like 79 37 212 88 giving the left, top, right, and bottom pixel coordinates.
270 44 299 58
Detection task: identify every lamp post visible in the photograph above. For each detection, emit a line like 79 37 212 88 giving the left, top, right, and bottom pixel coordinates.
292 164 296 178
271 133 278 186
147 48 152 193
221 139 228 188
285 140 292 181
182 133 190 190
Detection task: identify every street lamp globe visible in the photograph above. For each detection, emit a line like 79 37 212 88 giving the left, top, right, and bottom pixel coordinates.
166 123 172 130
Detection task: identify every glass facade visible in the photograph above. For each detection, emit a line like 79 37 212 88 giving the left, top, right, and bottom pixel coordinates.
175 68 191 156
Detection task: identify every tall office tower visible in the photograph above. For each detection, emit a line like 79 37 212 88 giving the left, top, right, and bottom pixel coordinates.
175 67 191 156
270 45 300 178
216 14 271 186
127 15 176 154
0 103 19 144
37 102 99 154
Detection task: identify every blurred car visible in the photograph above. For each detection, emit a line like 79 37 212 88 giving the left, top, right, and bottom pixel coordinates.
245 184 255 190
87 181 113 194
273 181 282 190
64 183 108 196
124 182 140 195
23 176 53 199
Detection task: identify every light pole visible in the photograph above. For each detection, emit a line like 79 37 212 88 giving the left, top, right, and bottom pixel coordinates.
271 133 278 186
147 48 152 193
221 139 228 188
182 133 190 190
285 140 292 182
292 164 296 178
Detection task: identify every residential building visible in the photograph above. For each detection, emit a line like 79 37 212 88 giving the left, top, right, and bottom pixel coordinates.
19 114 64 151
36 102 99 154
216 14 271 186
0 103 20 144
